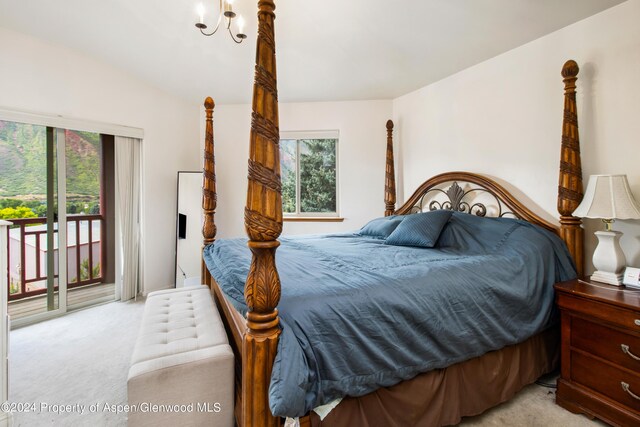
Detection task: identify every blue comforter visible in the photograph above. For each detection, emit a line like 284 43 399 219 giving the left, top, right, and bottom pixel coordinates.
203 212 576 417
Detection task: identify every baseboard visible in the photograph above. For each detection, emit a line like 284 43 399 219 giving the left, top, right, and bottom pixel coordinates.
141 284 175 297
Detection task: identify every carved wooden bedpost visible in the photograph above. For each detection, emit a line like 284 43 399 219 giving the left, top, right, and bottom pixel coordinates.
558 60 584 278
243 1 282 426
385 120 396 216
201 97 216 288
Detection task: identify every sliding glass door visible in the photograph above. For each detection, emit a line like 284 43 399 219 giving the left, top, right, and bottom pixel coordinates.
64 130 115 310
1 120 115 325
1 122 61 320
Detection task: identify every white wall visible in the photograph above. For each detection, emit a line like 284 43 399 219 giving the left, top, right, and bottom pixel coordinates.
206 100 392 238
393 0 640 272
0 27 201 293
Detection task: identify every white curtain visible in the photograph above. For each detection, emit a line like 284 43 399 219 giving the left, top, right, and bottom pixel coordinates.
115 136 142 301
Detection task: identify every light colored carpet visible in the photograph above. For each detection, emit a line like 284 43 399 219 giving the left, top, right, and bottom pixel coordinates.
8 300 605 426
9 300 146 427
459 377 606 426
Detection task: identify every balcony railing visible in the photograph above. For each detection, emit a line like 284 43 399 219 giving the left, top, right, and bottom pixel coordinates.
5 214 104 301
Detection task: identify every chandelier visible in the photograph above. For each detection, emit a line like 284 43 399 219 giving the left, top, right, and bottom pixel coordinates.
195 0 247 43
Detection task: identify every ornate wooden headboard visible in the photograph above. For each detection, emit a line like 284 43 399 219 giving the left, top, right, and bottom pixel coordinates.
394 172 558 234
384 60 584 276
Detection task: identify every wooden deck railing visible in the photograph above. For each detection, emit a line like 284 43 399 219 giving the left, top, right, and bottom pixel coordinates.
5 214 104 301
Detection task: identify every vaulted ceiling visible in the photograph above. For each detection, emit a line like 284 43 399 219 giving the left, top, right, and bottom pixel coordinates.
0 0 625 104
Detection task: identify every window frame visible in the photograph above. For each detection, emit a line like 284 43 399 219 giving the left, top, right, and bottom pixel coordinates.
280 130 340 219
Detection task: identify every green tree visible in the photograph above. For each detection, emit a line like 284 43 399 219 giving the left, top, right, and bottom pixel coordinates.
280 140 297 213
79 259 101 281
9 278 20 295
34 204 48 218
299 139 336 213
281 168 296 213
0 206 37 219
0 199 22 209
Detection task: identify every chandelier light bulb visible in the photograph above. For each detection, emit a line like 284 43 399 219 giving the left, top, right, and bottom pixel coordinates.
237 15 245 36
197 3 205 24
223 0 234 17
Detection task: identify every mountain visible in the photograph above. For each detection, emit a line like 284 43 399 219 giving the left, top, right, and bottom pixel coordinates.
0 120 100 199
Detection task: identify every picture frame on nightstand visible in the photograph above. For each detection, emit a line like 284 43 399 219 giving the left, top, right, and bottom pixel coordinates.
623 267 640 289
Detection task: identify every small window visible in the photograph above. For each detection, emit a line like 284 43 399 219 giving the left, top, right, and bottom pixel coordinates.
280 131 339 217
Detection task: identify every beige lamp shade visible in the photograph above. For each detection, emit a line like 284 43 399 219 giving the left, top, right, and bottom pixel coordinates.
572 174 640 285
573 174 640 220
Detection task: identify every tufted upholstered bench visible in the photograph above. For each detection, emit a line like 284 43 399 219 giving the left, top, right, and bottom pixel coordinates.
127 286 234 427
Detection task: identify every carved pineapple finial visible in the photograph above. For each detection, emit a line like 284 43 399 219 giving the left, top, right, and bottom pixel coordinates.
561 60 579 79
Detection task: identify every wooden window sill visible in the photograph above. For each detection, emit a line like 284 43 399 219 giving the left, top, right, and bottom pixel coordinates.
283 217 344 222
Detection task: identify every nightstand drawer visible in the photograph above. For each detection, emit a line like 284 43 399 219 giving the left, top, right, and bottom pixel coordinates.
557 292 640 331
572 317 640 372
572 351 640 412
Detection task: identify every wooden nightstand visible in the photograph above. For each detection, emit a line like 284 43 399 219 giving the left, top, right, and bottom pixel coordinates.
555 278 640 426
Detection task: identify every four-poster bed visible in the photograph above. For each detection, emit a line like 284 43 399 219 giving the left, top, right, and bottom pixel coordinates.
200 2 584 425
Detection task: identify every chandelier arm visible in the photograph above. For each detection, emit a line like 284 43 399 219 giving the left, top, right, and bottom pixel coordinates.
228 27 244 44
197 0 224 36
199 25 221 36
216 0 224 30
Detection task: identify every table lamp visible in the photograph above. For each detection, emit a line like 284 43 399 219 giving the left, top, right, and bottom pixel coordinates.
572 174 640 285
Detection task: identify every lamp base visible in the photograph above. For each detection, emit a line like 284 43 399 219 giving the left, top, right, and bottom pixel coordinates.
590 230 626 286
591 270 624 286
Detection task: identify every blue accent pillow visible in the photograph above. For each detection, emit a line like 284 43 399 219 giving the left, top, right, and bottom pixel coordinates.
384 210 453 248
359 215 405 239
